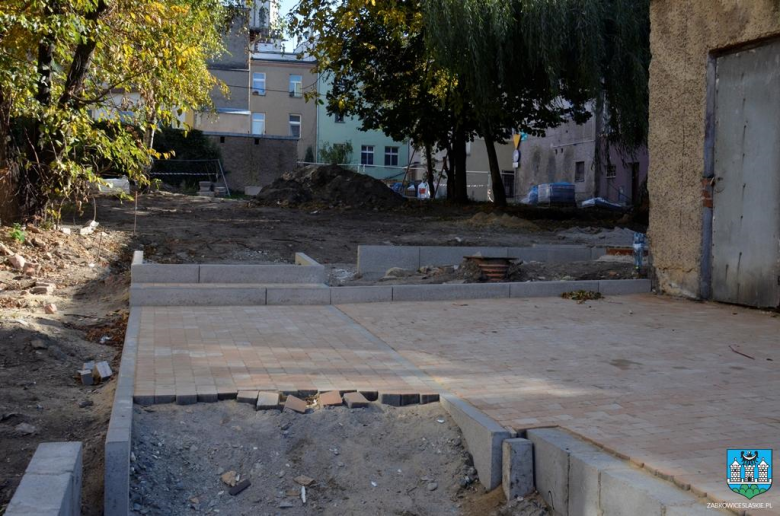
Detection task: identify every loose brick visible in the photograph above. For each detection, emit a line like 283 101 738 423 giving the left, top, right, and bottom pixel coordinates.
79 370 93 386
237 391 259 405
319 391 343 407
284 394 308 414
256 391 281 410
344 392 369 409
229 479 251 496
92 361 113 382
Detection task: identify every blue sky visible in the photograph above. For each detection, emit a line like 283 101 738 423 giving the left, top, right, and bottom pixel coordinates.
278 0 296 18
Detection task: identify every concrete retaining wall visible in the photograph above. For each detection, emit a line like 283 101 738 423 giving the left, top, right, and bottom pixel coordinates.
357 245 607 277
104 308 141 516
5 442 82 516
130 279 651 306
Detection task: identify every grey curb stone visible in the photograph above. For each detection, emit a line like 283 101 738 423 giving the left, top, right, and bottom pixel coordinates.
440 394 510 491
131 264 200 284
6 442 82 516
266 286 331 305
600 467 699 516
130 284 268 306
331 286 393 304
510 281 600 298
199 264 326 284
598 279 652 295
392 283 510 302
502 438 534 501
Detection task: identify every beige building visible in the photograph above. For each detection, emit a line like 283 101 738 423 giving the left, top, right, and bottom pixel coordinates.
249 44 318 160
648 0 780 308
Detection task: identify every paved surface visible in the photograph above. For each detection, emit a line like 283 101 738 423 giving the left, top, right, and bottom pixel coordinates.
134 294 780 509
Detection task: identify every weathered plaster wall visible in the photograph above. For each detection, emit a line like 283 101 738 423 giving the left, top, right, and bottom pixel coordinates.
205 134 297 191
648 0 780 298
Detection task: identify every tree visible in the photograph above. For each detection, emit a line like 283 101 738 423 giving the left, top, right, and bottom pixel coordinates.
289 0 478 203
319 141 353 165
425 0 650 206
0 0 238 220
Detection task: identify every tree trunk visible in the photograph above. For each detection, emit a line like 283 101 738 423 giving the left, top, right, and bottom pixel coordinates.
452 125 468 203
483 132 507 207
425 144 436 198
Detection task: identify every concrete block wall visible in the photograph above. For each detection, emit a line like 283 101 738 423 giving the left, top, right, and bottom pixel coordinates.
357 245 608 277
5 442 82 516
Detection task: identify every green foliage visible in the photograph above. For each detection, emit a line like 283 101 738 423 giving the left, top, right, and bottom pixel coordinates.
0 0 239 220
319 141 353 165
304 146 315 164
9 223 25 243
733 484 768 500
152 128 221 163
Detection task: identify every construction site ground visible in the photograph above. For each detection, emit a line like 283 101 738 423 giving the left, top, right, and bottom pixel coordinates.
1 191 628 514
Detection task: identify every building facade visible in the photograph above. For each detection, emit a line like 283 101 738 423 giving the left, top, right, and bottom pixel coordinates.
315 76 410 180
517 113 648 205
648 0 780 308
249 43 318 161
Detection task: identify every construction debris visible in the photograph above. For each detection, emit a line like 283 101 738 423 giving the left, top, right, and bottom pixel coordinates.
92 361 113 382
256 165 405 210
561 290 603 303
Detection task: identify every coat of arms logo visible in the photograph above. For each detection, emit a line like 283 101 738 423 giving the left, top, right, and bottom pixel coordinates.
727 449 772 499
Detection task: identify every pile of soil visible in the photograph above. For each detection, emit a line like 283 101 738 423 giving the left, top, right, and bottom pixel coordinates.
256 165 406 210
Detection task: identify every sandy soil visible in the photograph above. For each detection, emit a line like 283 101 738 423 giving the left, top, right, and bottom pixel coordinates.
130 402 548 516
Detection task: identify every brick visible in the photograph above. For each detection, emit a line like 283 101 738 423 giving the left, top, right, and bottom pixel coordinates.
217 385 238 400
357 390 378 401
237 391 259 405
93 361 113 382
379 392 420 406
154 387 175 404
283 395 308 413
79 370 94 386
196 386 218 403
256 391 281 410
319 391 343 407
176 388 197 405
344 392 369 409
420 393 440 404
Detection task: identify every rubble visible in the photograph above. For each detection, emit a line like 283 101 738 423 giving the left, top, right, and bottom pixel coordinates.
8 254 26 270
256 164 405 210
44 303 58 314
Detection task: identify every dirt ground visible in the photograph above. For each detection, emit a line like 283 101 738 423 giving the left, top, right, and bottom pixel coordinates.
0 188 641 514
130 402 548 516
0 222 132 515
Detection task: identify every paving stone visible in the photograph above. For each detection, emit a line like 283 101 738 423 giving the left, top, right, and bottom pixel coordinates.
284 395 308 413
344 392 369 409
79 370 93 386
420 393 440 404
176 388 197 405
216 386 238 400
92 361 113 382
237 391 259 405
256 391 281 410
357 390 378 401
379 392 420 406
319 391 343 407
229 479 251 496
196 386 218 403
154 387 175 404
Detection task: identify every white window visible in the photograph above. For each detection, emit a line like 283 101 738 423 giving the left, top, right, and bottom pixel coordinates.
251 113 265 135
289 114 301 138
289 74 303 97
361 145 375 166
384 146 399 166
252 72 266 95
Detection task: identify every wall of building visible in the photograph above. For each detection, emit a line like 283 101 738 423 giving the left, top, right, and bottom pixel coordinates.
648 0 780 298
517 117 597 202
194 112 250 134
208 14 250 112
206 134 297 192
596 145 649 205
249 59 317 161
316 77 410 180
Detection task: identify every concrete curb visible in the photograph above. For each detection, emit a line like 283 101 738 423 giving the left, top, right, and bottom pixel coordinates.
526 428 710 516
104 307 141 516
130 279 651 307
5 442 82 516
440 394 511 491
357 244 609 277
